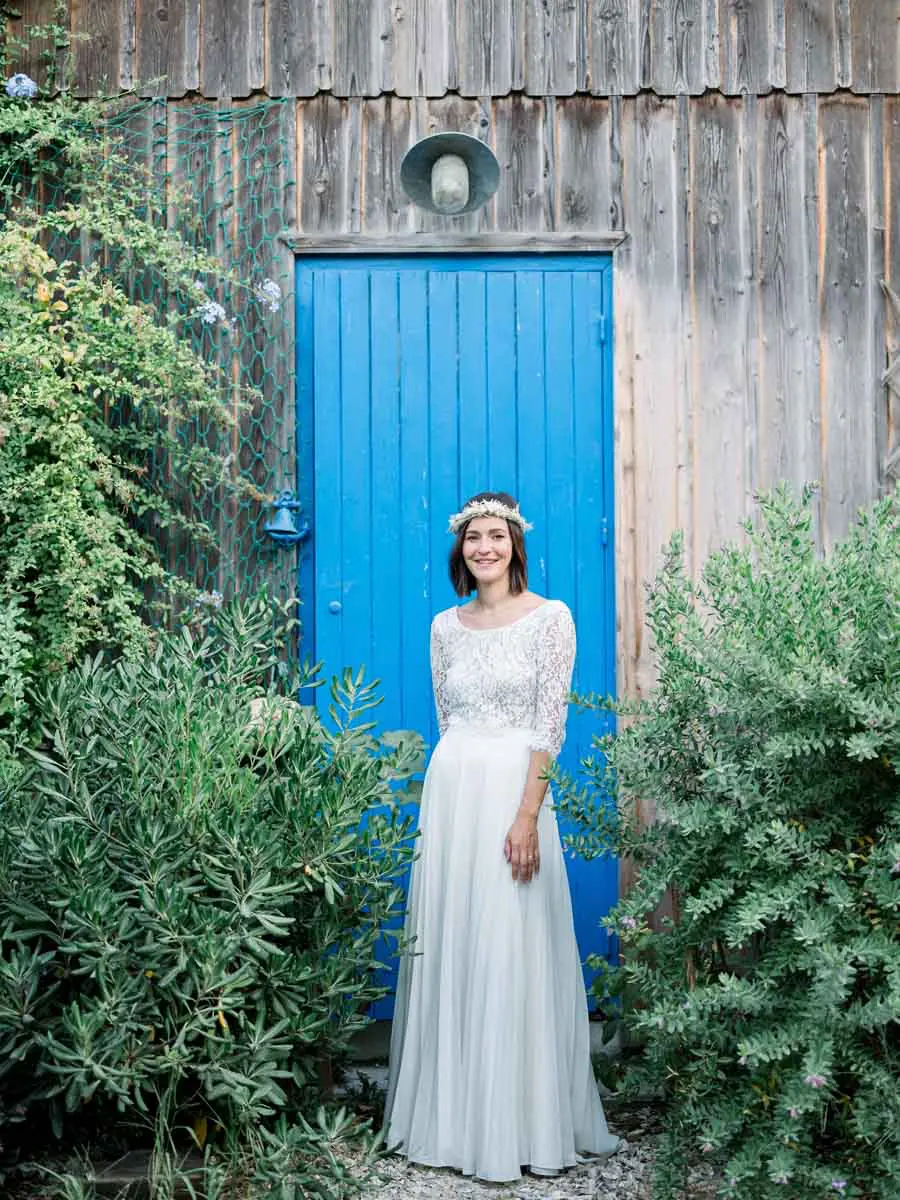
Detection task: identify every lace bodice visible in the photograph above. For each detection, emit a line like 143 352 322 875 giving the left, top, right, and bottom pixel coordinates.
429 600 576 758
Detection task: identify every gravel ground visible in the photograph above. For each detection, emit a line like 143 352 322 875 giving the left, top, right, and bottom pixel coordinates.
338 1072 721 1200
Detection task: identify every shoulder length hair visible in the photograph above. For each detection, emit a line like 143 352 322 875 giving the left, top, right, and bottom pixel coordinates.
448 491 529 597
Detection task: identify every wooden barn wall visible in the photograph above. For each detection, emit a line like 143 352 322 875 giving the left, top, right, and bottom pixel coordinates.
274 90 896 696
10 0 900 99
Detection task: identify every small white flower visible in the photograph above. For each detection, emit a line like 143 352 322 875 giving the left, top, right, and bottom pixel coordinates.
197 299 228 326
5 73 38 99
196 590 224 609
254 277 282 312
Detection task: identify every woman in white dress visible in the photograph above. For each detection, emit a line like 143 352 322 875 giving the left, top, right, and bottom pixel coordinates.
385 491 619 1182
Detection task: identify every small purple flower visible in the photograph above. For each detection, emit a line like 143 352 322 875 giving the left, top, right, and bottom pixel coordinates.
831 1183 847 1193
621 916 637 930
891 861 900 876
788 1106 800 1118
254 278 282 313
5 73 38 99
196 590 224 609
804 1073 827 1089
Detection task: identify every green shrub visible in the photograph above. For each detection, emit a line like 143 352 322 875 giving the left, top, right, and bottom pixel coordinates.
558 487 900 1199
0 596 421 1196
0 63 266 748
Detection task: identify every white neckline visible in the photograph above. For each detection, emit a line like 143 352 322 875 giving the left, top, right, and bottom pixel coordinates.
452 600 555 633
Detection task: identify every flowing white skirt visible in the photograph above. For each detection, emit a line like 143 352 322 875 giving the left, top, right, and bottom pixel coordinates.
385 724 619 1182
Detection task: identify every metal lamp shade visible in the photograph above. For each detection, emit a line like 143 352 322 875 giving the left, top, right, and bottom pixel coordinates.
400 132 500 215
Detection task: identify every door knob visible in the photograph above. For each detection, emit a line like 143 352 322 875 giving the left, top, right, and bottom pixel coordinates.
328 601 342 614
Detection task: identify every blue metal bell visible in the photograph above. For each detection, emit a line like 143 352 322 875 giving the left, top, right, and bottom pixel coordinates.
264 490 310 547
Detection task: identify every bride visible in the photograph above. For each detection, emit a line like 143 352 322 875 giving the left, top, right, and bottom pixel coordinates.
385 491 619 1181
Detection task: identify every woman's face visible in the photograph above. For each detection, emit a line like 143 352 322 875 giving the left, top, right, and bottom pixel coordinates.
462 517 513 587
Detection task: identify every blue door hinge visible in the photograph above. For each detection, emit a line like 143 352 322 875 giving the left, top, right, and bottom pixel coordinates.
598 312 609 345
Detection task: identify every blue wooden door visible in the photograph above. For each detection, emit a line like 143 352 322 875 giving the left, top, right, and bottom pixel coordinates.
296 256 616 1015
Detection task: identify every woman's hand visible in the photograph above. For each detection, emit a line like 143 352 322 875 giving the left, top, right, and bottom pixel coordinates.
504 812 540 883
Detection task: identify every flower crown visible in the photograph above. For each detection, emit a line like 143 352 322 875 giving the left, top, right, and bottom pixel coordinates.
447 499 534 535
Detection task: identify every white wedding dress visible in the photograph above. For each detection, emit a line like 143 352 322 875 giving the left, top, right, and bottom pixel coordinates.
385 600 619 1182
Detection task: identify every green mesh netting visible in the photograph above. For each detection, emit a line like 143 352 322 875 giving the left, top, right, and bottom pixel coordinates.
117 99 296 603
29 98 297 605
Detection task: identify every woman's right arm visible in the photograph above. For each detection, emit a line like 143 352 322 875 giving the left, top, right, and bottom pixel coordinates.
430 617 450 736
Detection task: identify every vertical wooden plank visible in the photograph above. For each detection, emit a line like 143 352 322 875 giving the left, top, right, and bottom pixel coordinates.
120 0 137 90
493 95 546 233
884 98 900 490
456 0 514 96
850 0 900 95
784 0 838 93
312 271 344 679
645 0 706 94
524 0 578 95
7 0 59 92
337 269 373 677
515 271 549 595
391 0 451 96
137 0 199 97
200 0 258 97
818 96 878 544
484 272 517 489
615 95 687 698
787 0 844 93
361 97 413 233
398 271 432 730
458 272 490 497
555 97 613 230
299 96 351 233
266 0 322 97
332 0 392 95
688 94 750 563
586 0 639 94
71 0 119 95
368 269 403 725
868 96 887 493
834 0 852 88
426 269 462 726
544 272 577 606
718 0 773 95
755 94 821 494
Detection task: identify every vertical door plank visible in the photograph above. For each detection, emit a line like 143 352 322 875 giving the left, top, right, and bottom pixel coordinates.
514 271 549 594
427 270 463 690
456 0 515 96
458 273 490 498
369 269 404 728
338 269 374 678
543 272 577 610
818 97 878 545
398 271 433 730
313 271 345 679
484 272 518 489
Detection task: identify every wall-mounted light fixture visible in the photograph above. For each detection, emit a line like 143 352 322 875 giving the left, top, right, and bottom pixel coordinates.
400 132 500 216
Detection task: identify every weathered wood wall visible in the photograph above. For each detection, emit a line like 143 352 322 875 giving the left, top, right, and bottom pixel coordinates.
8 2 898 702
12 0 900 97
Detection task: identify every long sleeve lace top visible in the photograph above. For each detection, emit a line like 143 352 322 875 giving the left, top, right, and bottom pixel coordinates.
429 600 576 758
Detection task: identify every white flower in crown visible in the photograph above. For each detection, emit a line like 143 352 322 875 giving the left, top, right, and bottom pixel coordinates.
447 499 533 535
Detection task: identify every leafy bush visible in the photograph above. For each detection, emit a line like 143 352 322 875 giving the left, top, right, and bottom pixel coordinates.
0 596 421 1196
0 58 268 747
559 487 900 1199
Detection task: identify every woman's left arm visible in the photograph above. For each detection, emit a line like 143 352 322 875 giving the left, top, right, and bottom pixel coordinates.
504 605 577 883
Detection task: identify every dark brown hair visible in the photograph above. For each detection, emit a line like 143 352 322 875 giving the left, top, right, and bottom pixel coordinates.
448 491 529 597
